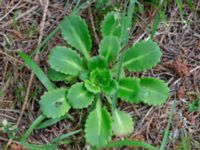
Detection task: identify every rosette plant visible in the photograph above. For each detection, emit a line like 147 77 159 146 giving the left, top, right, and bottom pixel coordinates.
19 1 169 149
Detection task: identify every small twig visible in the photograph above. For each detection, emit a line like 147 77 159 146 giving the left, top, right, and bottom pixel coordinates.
0 5 38 28
0 0 21 21
0 113 16 120
0 50 23 65
38 0 43 6
0 137 20 144
7 0 49 146
88 6 99 45
194 33 200 39
0 108 20 113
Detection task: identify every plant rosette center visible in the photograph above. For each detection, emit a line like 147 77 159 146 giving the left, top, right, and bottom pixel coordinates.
84 67 118 96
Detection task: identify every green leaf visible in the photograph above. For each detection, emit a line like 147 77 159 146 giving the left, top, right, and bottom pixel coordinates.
138 78 169 106
79 69 89 81
117 78 140 103
188 101 197 112
48 46 83 76
48 68 76 82
67 82 94 109
111 63 125 78
123 40 162 71
85 100 112 147
19 52 55 90
102 80 118 96
99 36 120 64
84 80 101 94
39 88 71 118
90 69 112 87
101 12 128 41
60 14 92 60
48 68 67 81
112 109 134 136
88 55 107 71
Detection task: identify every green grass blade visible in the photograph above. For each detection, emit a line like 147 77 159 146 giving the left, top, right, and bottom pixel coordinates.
105 139 158 150
21 143 57 150
150 0 167 39
125 0 137 45
30 26 60 57
187 0 194 12
37 114 73 129
151 11 160 39
159 103 175 150
72 0 95 14
181 130 189 150
37 116 66 129
127 0 137 28
175 0 183 20
21 115 46 142
112 0 137 113
52 129 81 143
19 52 56 90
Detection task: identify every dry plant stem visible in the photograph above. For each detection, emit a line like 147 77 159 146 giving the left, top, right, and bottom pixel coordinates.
88 6 99 45
7 0 49 146
0 5 38 29
0 137 20 144
0 50 23 65
0 0 21 21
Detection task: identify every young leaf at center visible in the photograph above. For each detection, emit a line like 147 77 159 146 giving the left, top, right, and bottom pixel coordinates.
102 80 118 96
88 55 107 71
90 69 112 87
84 80 101 94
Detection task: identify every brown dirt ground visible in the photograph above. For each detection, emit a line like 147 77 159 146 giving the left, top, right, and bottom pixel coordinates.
0 0 200 150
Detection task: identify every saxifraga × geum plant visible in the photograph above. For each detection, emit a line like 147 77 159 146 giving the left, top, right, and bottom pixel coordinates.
19 1 169 149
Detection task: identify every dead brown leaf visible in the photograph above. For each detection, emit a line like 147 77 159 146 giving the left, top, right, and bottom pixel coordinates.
177 85 186 99
9 144 25 150
131 134 145 142
164 57 189 77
